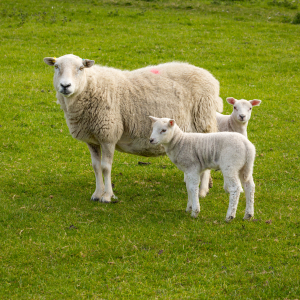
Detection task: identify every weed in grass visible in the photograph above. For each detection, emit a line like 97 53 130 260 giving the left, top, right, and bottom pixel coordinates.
268 0 298 9
291 11 300 23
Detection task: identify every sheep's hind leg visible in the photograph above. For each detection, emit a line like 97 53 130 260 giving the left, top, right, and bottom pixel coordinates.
199 170 210 198
100 143 117 203
185 173 201 218
241 176 255 220
224 176 242 222
87 143 104 201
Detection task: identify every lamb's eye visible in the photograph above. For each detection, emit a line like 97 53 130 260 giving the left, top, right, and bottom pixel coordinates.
161 129 166 133
79 66 84 71
54 65 59 69
234 106 237 110
249 107 252 110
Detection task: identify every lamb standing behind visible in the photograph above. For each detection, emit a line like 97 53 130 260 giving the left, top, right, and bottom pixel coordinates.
216 97 261 138
149 116 256 221
43 54 223 203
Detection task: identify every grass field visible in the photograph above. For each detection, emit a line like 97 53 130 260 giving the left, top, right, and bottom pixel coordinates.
0 0 300 299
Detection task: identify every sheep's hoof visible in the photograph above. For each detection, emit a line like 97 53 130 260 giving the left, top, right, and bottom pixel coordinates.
100 193 118 203
199 189 209 198
186 205 192 212
91 192 102 201
191 210 200 218
91 196 100 201
243 214 253 220
225 216 234 223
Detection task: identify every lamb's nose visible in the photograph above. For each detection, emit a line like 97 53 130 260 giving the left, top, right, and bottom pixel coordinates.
149 138 154 144
239 114 246 120
60 83 71 88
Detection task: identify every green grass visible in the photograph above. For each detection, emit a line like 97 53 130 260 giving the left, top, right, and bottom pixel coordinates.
0 0 300 299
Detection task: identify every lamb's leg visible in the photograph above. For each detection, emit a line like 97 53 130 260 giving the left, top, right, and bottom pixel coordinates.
185 173 192 212
87 143 104 201
241 176 255 220
100 143 117 203
199 170 210 198
224 176 242 222
185 173 201 218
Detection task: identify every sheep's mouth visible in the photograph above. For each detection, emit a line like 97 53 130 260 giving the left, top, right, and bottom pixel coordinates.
60 90 72 96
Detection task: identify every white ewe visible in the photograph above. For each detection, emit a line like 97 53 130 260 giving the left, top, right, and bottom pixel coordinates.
217 97 261 138
149 116 256 221
43 54 223 202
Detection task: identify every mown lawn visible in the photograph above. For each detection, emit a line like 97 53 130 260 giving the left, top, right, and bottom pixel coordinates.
0 0 299 299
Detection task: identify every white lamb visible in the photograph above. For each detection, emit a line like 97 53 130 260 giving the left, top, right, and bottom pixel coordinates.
43 54 223 203
216 97 261 138
149 116 256 221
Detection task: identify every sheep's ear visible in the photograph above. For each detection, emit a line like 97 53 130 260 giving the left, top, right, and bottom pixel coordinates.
168 119 175 127
226 97 236 105
249 99 261 107
83 59 95 68
149 116 159 123
44 57 56 66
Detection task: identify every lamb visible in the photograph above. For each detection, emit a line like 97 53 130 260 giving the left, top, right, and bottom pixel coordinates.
216 97 261 138
149 116 256 221
43 54 223 203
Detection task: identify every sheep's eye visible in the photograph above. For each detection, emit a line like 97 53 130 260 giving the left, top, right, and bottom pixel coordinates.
161 129 166 134
79 66 84 71
234 106 237 110
249 107 252 110
54 65 59 69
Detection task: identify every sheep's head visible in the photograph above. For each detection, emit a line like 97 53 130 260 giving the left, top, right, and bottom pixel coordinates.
43 54 95 98
226 97 261 124
149 116 176 145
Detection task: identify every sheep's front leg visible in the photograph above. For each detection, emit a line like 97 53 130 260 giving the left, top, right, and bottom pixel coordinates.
199 170 210 198
100 143 117 203
87 143 104 201
185 173 201 218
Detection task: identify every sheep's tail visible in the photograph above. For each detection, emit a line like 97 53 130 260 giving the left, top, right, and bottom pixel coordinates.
241 141 256 182
193 94 221 133
216 96 223 113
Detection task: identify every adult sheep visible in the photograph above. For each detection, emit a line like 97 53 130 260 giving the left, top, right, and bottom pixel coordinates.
43 54 223 203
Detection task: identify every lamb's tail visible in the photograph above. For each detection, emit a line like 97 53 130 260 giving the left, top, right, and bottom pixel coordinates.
241 141 256 182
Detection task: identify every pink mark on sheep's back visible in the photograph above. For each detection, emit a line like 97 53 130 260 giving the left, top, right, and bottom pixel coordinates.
150 68 160 74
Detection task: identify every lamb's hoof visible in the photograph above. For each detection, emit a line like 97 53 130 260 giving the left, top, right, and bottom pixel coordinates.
191 210 200 218
199 189 209 198
243 214 253 220
186 206 192 212
225 216 234 223
209 177 213 189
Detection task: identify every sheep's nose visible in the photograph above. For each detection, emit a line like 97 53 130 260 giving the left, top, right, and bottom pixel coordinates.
239 114 246 120
60 83 71 88
149 138 154 144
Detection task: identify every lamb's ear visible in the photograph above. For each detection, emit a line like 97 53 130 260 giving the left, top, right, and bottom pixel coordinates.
226 97 237 105
44 57 56 66
149 116 159 123
249 99 261 107
83 59 95 68
168 119 175 127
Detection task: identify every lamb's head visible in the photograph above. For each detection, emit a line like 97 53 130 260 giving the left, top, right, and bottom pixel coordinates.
227 97 261 124
43 54 95 97
149 116 176 145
